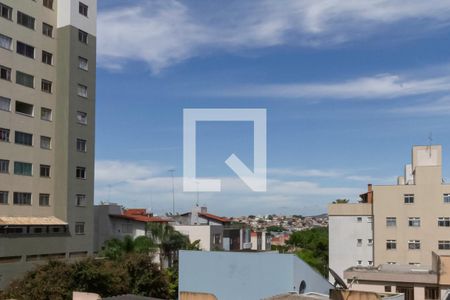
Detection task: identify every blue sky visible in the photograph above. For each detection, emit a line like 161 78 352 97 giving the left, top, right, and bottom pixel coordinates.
94 0 450 216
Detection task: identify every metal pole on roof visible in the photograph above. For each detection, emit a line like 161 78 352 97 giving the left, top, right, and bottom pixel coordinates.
169 169 175 215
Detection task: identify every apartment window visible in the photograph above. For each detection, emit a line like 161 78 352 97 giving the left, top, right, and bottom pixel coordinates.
0 33 12 50
41 79 52 93
77 84 88 97
76 139 87 152
41 107 52 121
409 262 420 266
79 2 88 17
16 41 34 59
43 0 53 9
75 222 85 234
0 159 9 173
14 162 32 176
15 131 32 146
39 194 50 206
0 3 12 20
17 11 35 30
439 241 450 250
77 111 87 124
78 56 88 70
386 217 397 227
357 239 362 247
13 192 31 205
386 240 396 250
0 65 11 81
0 96 11 111
368 239 373 246
425 287 439 300
357 260 362 265
367 216 373 223
15 101 34 116
408 217 421 227
356 217 362 222
387 262 396 265
438 217 450 227
78 30 88 44
42 51 53 65
16 71 34 88
368 261 373 266
404 194 414 204
40 136 51 150
0 191 8 204
0 128 9 142
385 286 392 293
76 167 86 179
408 240 421 250
42 23 53 37
76 194 87 207
444 194 450 203
40 165 50 177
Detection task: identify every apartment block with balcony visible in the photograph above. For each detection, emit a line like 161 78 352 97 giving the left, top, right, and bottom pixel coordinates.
0 0 96 288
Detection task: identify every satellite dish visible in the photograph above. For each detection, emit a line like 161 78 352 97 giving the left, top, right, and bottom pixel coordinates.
329 268 348 290
299 280 307 294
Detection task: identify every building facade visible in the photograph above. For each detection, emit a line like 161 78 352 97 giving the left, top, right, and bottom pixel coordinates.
0 0 96 288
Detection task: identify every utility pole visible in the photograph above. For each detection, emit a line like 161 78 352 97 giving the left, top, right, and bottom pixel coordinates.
169 169 175 215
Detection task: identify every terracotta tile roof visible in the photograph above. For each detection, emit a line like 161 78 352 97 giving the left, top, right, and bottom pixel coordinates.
0 216 67 226
124 209 147 216
110 214 169 223
198 212 230 224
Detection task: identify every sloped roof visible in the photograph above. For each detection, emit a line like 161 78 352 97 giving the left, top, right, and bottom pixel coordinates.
110 214 169 223
198 212 230 224
0 216 67 225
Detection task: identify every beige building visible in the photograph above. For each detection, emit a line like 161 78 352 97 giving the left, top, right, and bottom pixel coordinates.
0 0 96 288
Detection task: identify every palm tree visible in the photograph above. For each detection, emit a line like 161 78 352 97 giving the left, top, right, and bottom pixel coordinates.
101 236 156 260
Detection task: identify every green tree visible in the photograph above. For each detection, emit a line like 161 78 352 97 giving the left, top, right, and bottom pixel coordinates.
332 198 349 204
100 236 156 260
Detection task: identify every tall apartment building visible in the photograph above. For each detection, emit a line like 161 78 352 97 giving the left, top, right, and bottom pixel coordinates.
329 145 450 280
0 0 96 288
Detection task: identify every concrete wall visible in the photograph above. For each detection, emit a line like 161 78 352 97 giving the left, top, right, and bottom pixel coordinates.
174 225 224 251
179 251 333 300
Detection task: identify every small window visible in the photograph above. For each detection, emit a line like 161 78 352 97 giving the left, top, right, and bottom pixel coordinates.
425 287 439 300
78 30 88 44
40 136 51 150
43 0 53 9
0 191 8 204
438 217 450 227
386 217 396 227
0 33 12 50
76 194 87 207
79 2 88 17
15 101 34 116
77 84 88 97
0 96 11 111
13 192 31 205
17 11 35 30
0 128 10 142
77 111 87 124
439 240 450 250
42 23 53 37
76 167 86 179
16 41 34 59
387 262 396 265
357 239 362 246
14 161 32 176
385 286 392 293
356 217 362 222
41 79 52 93
40 165 50 177
367 216 373 223
16 71 34 88
404 194 414 204
0 65 11 81
386 240 396 250
444 194 450 203
41 107 52 121
408 217 420 227
408 240 421 250
368 239 373 246
0 159 9 173
78 56 88 70
357 260 362 265
76 138 87 152
75 222 85 234
39 193 50 206
15 131 32 146
0 3 12 20
42 51 53 65
368 261 373 266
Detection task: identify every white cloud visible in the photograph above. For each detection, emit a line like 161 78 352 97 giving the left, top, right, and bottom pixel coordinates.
390 96 450 115
95 160 362 215
95 160 167 183
98 0 450 72
215 74 450 100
